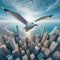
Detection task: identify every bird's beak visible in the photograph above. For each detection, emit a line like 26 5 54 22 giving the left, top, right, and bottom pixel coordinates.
35 24 38 26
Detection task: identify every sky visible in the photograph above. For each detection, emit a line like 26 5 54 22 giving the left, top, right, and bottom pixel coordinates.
0 0 60 23
0 0 60 36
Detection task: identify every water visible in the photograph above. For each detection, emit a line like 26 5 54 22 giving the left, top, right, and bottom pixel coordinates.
0 22 60 36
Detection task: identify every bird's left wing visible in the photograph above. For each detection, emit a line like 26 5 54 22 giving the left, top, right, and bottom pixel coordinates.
1 7 28 25
35 15 53 22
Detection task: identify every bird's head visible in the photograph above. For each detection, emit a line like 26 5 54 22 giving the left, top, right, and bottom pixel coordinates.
31 22 38 27
30 22 38 27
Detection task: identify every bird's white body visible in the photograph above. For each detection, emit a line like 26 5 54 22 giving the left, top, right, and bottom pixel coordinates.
24 23 37 31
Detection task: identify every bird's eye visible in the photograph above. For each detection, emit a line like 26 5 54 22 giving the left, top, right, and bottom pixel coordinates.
32 23 34 24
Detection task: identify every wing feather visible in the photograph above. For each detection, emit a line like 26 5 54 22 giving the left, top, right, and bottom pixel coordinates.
2 8 28 25
35 15 53 22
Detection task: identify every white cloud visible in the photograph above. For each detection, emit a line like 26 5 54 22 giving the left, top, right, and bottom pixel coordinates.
11 1 43 22
1 0 43 22
14 6 42 22
47 0 60 11
0 17 20 23
1 0 60 23
39 18 60 22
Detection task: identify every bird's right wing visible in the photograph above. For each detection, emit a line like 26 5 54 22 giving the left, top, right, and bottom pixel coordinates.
1 7 28 25
35 15 53 22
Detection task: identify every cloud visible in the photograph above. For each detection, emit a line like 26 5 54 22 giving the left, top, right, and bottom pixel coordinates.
0 17 8 20
1 0 60 22
10 0 43 22
14 6 42 22
47 0 60 11
1 0 43 21
0 16 20 23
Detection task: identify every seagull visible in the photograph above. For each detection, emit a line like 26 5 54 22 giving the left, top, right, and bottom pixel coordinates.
1 7 53 31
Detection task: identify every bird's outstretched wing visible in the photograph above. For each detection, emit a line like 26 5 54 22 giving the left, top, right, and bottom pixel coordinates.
35 15 53 22
1 7 28 25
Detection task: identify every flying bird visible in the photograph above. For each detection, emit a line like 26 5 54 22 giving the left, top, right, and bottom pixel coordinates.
1 7 53 31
